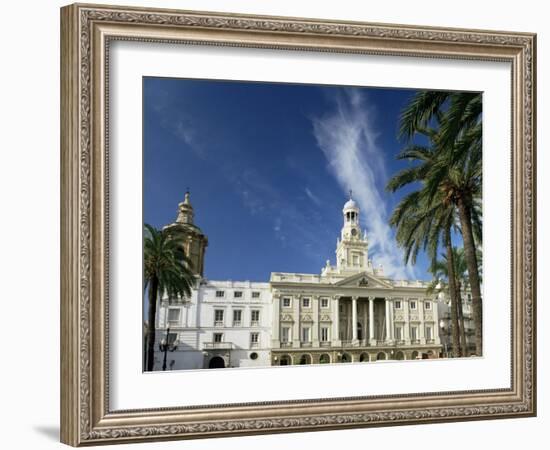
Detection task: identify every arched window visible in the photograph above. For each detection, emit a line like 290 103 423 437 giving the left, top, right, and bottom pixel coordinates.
279 354 291 366
341 353 352 363
319 354 331 364
299 354 312 365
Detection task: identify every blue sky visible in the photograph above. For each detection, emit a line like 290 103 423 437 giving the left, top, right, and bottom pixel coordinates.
143 77 451 282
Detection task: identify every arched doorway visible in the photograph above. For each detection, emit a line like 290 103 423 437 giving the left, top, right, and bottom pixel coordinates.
279 354 292 366
319 354 331 364
395 351 405 360
299 354 312 365
357 322 363 340
208 356 225 369
359 352 369 362
411 351 419 360
376 352 387 361
341 353 352 363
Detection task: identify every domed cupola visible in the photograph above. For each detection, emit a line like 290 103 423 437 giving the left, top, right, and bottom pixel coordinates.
334 192 370 273
163 190 208 277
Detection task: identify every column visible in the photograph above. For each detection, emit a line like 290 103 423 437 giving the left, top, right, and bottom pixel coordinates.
388 298 394 342
272 295 280 348
403 298 411 343
368 297 375 344
292 294 300 348
332 295 341 346
352 296 358 342
432 298 441 345
363 299 368 343
312 295 320 347
385 298 391 343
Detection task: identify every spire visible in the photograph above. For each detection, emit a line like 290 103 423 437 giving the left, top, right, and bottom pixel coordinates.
176 190 194 224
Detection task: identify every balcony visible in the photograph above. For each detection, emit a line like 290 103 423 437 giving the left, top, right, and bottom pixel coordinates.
319 341 331 347
280 342 292 348
203 342 234 350
300 342 312 348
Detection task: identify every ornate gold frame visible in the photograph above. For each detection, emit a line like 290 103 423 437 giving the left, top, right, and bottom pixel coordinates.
60 3 536 446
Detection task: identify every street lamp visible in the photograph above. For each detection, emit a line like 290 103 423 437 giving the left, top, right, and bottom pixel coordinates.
159 326 178 371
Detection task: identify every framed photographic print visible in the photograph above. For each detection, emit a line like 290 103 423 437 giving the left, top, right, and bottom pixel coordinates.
60 3 536 446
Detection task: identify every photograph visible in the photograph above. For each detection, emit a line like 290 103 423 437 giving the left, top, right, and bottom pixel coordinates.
142 78 483 372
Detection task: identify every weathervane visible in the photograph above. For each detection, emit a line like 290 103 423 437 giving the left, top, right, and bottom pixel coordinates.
349 189 353 199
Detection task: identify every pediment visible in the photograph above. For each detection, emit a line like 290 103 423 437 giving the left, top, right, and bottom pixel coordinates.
334 272 394 289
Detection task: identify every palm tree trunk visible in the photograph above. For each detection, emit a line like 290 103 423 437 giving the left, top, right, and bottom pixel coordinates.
444 229 461 358
456 197 483 356
456 281 467 357
146 276 159 371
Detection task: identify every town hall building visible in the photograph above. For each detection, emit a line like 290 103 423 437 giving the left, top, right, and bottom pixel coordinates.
153 192 443 370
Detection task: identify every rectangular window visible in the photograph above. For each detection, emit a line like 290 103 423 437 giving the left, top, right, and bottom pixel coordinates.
215 290 225 298
394 300 402 309
232 309 242 326
426 326 433 340
282 297 291 308
410 300 417 310
251 310 260 325
233 291 243 298
395 326 402 340
424 301 431 310
301 327 311 342
250 332 259 345
320 298 329 308
302 297 311 308
281 327 291 343
252 291 260 298
213 333 223 343
352 254 359 266
411 326 418 340
320 327 329 342
167 308 180 324
214 309 224 326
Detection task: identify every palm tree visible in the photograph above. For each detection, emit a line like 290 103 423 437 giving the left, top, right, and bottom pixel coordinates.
427 247 469 356
387 126 462 357
143 224 195 371
397 91 483 355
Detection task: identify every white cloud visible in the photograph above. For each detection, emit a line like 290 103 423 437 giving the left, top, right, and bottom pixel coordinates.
312 89 416 279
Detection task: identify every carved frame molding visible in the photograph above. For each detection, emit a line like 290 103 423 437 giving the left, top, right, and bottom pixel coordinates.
60 3 536 446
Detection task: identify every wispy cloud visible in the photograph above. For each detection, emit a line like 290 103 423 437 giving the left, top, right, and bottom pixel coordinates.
304 187 322 206
311 89 416 279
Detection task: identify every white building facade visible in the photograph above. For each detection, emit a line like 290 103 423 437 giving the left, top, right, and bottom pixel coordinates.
154 194 442 370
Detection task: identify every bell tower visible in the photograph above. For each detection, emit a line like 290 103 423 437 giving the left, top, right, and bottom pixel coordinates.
163 191 208 277
335 192 370 273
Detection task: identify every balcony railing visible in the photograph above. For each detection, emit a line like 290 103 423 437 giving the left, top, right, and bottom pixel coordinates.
300 342 312 348
280 342 292 348
203 342 233 350
319 341 331 347
213 321 224 327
